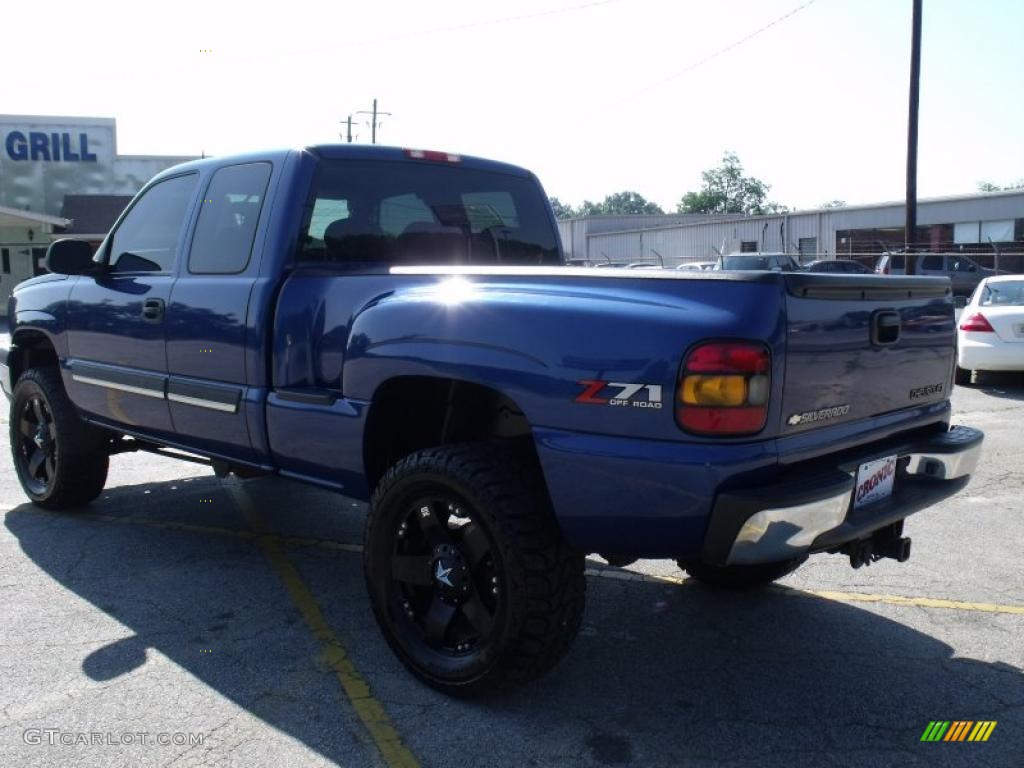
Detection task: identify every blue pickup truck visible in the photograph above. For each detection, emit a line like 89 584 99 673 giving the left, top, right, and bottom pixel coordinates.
2 145 982 695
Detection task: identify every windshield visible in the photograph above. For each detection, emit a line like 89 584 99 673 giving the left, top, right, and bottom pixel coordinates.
299 160 561 267
979 281 1024 306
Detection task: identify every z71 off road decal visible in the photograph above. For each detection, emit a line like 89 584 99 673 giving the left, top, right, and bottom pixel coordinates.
576 381 663 409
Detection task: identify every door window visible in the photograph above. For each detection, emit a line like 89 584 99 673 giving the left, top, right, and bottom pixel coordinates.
919 255 942 271
108 174 199 273
188 162 273 274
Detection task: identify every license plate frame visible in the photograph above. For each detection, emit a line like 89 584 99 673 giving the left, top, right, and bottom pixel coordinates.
853 454 898 510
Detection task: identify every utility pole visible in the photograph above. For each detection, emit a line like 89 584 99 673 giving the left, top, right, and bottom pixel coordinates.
340 115 355 143
905 0 923 274
356 98 392 144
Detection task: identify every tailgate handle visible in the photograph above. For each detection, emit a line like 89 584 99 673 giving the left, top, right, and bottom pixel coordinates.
872 310 901 345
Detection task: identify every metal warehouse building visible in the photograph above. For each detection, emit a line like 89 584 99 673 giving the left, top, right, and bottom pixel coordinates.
559 190 1024 270
0 115 194 312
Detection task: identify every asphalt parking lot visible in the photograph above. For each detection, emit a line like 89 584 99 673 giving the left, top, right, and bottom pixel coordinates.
1 377 1022 768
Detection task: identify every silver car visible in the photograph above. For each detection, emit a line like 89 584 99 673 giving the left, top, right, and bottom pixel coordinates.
876 252 996 296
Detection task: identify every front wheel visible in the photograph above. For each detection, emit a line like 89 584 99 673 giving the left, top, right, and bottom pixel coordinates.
10 367 109 509
679 556 806 590
364 443 585 696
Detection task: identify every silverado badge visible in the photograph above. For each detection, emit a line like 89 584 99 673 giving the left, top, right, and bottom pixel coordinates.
787 404 851 426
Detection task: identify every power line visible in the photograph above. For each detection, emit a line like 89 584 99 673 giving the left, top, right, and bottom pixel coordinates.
402 0 625 40
51 0 633 88
226 0 631 69
612 0 820 105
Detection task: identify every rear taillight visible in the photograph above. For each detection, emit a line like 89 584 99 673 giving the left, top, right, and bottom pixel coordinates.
403 148 462 163
676 341 770 436
959 312 994 332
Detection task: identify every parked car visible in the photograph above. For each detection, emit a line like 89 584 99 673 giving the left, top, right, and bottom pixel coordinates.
715 252 802 272
876 252 996 296
623 262 661 269
1 145 982 696
956 275 1024 384
676 261 716 271
804 259 874 275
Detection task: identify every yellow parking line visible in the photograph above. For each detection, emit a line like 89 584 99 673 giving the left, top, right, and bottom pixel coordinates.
796 588 1024 616
222 484 419 768
14 506 1024 618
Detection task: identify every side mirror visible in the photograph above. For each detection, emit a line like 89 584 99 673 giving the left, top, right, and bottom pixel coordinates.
46 239 98 275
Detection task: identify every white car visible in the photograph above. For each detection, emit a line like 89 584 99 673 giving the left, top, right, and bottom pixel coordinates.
676 261 716 271
956 275 1024 384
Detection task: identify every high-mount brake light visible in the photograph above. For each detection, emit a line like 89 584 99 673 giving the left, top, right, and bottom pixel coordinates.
403 148 462 163
959 312 994 333
676 341 770 436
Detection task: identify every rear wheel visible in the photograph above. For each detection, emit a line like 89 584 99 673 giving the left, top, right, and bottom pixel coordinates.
364 443 585 696
10 367 109 509
679 557 806 590
954 366 971 386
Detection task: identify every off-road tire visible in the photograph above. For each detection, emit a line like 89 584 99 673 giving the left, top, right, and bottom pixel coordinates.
364 442 585 696
679 556 806 590
10 366 109 509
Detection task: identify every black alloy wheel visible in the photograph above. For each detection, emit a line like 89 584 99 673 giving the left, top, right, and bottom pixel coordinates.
365 443 586 696
391 495 501 656
15 393 58 496
10 366 109 509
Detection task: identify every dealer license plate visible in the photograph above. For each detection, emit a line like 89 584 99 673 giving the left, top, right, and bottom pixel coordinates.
854 455 898 510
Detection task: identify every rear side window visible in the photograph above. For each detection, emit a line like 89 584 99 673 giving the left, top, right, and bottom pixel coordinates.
298 160 560 267
979 280 1024 306
108 174 198 272
920 255 942 270
189 162 272 274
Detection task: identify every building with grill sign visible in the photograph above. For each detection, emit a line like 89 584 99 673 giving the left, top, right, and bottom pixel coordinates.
0 115 194 312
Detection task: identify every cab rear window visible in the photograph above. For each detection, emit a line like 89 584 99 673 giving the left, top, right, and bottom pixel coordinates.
299 160 560 267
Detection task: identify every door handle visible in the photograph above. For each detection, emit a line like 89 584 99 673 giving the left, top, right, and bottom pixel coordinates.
142 298 165 323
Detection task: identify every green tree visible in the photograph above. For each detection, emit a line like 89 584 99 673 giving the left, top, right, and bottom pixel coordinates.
677 151 785 215
548 197 576 219
577 191 664 216
978 180 1024 192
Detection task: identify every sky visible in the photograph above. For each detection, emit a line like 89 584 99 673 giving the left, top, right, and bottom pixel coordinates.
4 0 1023 211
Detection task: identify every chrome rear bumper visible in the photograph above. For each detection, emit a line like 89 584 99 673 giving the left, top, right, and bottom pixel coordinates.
702 425 983 566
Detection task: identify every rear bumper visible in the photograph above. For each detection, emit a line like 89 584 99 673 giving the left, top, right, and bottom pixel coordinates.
702 425 983 566
958 336 1024 372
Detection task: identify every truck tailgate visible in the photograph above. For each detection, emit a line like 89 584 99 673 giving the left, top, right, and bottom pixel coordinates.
781 274 955 433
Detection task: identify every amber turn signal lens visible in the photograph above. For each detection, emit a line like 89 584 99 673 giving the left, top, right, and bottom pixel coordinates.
680 375 747 406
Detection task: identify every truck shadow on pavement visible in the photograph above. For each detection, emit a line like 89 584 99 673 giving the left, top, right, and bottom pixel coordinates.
965 372 1024 401
6 473 1023 768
